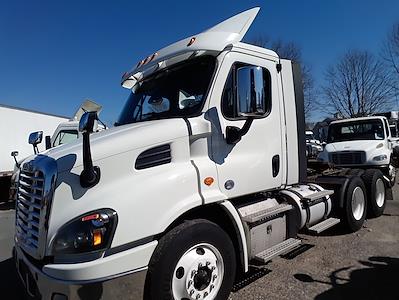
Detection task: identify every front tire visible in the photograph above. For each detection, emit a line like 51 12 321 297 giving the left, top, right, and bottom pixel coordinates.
362 169 386 217
144 219 236 300
342 176 367 232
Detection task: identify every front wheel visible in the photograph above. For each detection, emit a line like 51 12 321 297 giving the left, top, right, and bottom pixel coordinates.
341 176 367 232
144 219 236 300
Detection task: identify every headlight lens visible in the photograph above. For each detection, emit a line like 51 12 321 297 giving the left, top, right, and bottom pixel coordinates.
373 154 388 161
52 209 117 255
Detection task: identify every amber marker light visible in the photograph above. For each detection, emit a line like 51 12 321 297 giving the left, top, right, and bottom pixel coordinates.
204 177 214 186
187 37 196 46
93 229 103 246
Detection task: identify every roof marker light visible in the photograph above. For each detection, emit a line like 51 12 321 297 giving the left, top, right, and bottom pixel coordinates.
187 37 196 47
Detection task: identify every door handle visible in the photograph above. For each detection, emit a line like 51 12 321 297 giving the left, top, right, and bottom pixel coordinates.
272 155 280 177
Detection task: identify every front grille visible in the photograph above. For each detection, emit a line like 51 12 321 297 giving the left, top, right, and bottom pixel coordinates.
331 151 366 165
15 170 44 250
15 155 57 260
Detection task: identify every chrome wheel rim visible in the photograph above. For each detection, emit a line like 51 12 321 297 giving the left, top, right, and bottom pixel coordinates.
375 178 385 207
351 186 365 221
172 243 224 300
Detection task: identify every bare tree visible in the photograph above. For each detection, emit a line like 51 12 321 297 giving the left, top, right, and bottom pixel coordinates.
382 23 399 94
323 50 395 118
248 36 315 120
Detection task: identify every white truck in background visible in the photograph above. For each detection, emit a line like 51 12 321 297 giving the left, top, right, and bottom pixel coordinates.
4 100 104 201
32 100 104 151
0 104 68 200
318 116 398 186
13 8 393 300
305 130 323 158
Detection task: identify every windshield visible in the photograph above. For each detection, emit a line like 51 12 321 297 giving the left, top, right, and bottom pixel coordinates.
327 119 385 143
116 56 216 126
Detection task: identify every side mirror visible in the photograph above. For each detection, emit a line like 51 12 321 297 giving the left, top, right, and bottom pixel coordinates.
236 66 267 117
28 131 43 154
11 151 20 168
79 111 97 133
29 131 43 146
45 135 51 150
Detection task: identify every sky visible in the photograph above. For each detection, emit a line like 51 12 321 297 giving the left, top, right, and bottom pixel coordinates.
1 0 398 124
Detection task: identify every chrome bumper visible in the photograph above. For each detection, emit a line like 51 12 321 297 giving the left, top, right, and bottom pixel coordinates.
15 247 147 300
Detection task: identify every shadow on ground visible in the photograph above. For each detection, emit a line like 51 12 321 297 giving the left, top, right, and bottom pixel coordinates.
0 257 26 299
294 256 399 300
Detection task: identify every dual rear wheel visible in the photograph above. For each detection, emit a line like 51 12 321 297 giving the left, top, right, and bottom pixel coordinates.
342 169 386 232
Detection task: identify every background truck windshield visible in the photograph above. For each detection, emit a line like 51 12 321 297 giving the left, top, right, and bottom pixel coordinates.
116 56 216 126
328 119 385 142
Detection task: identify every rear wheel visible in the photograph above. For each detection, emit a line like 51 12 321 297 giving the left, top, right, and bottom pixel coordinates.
362 169 386 217
144 219 236 300
342 176 367 232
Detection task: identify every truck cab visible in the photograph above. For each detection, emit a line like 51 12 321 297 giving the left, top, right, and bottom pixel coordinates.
13 8 387 300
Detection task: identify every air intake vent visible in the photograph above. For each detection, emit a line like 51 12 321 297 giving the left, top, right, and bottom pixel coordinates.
135 144 171 170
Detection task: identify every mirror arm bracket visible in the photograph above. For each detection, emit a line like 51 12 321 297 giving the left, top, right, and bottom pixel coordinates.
239 117 254 137
226 117 254 145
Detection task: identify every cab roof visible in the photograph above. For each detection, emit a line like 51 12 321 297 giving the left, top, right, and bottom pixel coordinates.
121 7 279 89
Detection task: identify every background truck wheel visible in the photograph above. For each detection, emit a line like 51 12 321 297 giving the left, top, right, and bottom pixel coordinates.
362 169 386 217
144 219 236 300
341 176 367 232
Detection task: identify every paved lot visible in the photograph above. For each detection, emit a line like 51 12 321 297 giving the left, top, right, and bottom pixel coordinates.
1 189 399 300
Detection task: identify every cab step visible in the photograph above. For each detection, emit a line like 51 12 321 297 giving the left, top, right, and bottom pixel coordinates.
242 204 293 223
302 189 334 202
308 217 340 234
254 238 301 263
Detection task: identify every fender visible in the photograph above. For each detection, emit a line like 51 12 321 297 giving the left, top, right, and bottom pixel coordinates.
219 201 249 272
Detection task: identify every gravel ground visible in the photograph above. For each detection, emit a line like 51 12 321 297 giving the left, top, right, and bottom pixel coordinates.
1 186 398 300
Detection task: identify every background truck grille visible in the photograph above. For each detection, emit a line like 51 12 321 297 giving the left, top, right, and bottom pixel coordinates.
330 151 366 165
15 155 57 260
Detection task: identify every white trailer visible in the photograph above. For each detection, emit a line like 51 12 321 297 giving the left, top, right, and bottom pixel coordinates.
13 8 392 300
0 104 68 199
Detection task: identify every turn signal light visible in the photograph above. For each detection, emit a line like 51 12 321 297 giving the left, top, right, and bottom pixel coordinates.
93 229 103 246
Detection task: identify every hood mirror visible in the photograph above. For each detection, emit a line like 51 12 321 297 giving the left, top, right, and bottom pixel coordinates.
79 112 101 188
79 111 97 133
28 131 43 154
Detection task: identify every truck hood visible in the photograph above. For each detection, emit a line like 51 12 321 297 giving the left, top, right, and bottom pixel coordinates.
324 140 384 153
42 119 188 173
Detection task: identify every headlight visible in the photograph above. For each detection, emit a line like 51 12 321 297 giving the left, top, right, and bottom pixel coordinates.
373 154 388 161
52 209 117 255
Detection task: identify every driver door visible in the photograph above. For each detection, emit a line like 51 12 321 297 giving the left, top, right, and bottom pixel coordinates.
209 52 284 198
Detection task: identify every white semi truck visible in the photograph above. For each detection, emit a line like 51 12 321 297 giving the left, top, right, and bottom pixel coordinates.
13 8 391 300
0 105 68 200
318 116 398 186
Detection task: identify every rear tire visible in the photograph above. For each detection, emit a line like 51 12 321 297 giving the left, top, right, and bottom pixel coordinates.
341 176 367 232
144 219 236 300
362 169 386 217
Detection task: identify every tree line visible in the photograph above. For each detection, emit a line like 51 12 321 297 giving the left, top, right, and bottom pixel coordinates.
248 23 399 121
